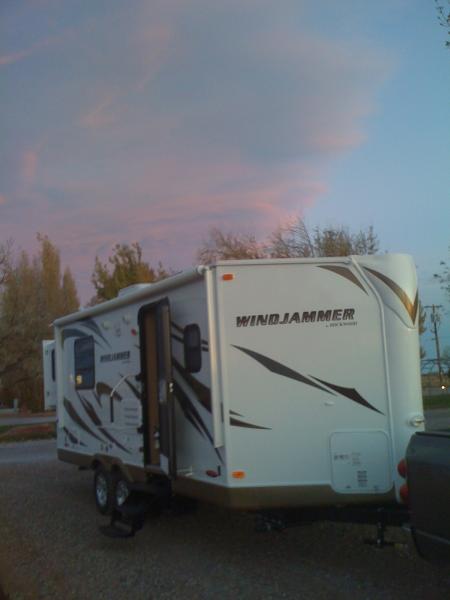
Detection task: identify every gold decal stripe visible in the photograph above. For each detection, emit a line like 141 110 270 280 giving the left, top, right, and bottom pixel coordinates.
363 267 418 323
318 265 368 294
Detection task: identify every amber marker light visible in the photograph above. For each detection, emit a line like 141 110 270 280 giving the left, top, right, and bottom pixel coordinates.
222 273 234 281
232 470 246 479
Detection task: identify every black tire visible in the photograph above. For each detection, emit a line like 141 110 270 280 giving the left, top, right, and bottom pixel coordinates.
113 476 130 509
93 465 114 515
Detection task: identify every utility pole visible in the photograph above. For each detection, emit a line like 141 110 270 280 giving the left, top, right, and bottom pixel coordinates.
425 305 444 386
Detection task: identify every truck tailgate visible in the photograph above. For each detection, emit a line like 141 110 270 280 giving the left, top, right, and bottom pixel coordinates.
407 432 450 561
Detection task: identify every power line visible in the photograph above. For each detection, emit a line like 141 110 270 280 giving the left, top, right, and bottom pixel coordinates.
424 305 444 385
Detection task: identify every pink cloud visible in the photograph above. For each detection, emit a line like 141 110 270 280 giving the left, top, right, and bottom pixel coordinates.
79 95 116 129
0 32 63 67
0 49 31 66
0 194 7 205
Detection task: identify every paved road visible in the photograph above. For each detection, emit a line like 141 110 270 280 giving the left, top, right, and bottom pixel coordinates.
0 415 56 426
425 408 450 432
0 439 56 465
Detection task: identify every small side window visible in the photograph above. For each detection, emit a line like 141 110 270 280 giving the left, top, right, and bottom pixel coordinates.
74 336 95 389
51 349 56 382
183 324 202 373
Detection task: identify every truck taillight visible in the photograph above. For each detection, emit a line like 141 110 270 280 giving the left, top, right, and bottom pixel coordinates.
399 482 409 504
397 458 407 478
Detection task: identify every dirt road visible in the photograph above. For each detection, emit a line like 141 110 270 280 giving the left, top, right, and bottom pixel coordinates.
0 440 449 599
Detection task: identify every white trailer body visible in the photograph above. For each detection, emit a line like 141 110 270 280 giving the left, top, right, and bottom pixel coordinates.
54 255 423 510
42 340 57 411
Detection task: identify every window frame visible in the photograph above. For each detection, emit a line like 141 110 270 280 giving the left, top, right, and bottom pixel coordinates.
74 335 96 390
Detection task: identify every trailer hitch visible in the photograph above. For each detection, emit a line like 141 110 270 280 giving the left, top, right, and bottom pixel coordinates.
364 519 395 548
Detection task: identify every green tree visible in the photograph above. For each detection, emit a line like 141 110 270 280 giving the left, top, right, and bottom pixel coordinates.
91 242 171 303
62 267 80 314
0 235 79 410
0 240 12 286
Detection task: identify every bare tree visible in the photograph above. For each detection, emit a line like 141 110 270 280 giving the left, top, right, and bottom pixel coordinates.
435 0 450 48
269 217 379 258
269 218 314 258
197 227 267 264
434 245 450 304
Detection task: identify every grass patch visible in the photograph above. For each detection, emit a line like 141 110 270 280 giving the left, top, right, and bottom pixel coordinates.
0 423 56 443
423 393 450 410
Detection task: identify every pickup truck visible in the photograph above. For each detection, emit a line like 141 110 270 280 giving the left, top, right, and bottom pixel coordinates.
407 432 450 562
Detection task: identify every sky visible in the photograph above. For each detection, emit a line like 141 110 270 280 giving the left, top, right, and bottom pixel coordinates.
1 0 449 356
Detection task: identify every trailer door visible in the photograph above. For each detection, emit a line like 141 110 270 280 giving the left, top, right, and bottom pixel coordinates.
140 299 176 478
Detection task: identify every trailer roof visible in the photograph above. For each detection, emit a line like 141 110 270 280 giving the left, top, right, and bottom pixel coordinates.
53 254 408 327
53 266 206 327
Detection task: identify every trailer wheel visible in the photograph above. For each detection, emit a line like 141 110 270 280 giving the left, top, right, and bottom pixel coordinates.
94 466 114 515
113 476 130 508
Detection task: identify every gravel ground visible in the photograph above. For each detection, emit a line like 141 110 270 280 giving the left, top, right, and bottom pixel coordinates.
0 442 449 600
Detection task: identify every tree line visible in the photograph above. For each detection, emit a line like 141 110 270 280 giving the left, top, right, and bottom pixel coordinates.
1 217 441 411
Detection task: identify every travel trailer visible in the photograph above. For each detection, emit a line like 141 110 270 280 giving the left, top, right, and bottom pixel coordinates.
52 254 437 547
42 340 57 411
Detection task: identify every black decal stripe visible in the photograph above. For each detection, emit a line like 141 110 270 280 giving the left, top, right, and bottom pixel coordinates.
230 410 244 417
79 318 111 348
363 267 419 323
63 398 105 442
311 377 384 415
171 321 183 334
171 321 209 350
171 332 209 353
232 346 333 394
174 359 268 430
233 346 383 415
78 394 101 425
173 381 224 464
173 381 205 438
318 265 368 295
173 359 212 412
230 417 271 430
93 391 102 407
78 394 131 453
96 382 122 401
118 375 142 400
63 426 86 446
98 427 131 454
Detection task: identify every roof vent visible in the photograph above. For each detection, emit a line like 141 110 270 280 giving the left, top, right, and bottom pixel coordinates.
117 283 152 298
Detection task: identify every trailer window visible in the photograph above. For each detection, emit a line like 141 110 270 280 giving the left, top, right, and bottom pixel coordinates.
183 324 202 373
51 349 55 382
74 336 95 389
